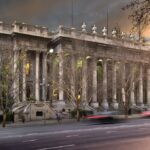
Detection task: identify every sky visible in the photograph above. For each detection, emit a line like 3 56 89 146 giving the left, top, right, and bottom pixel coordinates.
0 0 149 37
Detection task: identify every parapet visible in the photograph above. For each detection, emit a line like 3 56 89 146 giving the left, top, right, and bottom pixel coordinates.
0 21 50 38
12 21 49 38
53 25 150 51
0 21 12 34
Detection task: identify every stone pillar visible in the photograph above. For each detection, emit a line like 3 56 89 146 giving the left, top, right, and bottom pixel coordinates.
91 58 99 108
42 52 47 101
58 52 64 101
56 44 65 110
13 50 20 103
82 59 88 107
138 64 144 106
112 62 118 110
0 54 1 100
121 62 126 104
35 52 40 101
70 55 76 103
130 64 136 106
147 67 150 106
102 59 109 110
22 52 26 102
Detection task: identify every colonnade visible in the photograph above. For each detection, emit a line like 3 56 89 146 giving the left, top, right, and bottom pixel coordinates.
13 50 150 110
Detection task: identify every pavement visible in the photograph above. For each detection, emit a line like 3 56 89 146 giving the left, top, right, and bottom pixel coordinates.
0 118 77 128
0 114 143 128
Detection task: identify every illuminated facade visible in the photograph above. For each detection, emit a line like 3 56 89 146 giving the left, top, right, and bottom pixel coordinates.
0 21 150 121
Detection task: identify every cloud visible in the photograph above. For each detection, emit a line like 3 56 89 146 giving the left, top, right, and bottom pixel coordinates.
1 0 148 37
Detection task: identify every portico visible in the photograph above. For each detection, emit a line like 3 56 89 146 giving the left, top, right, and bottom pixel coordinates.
0 21 150 121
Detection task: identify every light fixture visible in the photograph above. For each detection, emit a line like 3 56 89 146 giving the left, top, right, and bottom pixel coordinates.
49 48 54 53
25 62 30 75
98 59 103 62
86 56 91 59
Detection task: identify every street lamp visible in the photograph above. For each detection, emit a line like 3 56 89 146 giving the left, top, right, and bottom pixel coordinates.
49 48 54 54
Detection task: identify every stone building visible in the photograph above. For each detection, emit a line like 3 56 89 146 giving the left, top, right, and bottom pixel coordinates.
0 21 150 121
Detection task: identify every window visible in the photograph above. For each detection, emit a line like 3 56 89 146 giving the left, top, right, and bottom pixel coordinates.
25 62 30 75
36 111 43 116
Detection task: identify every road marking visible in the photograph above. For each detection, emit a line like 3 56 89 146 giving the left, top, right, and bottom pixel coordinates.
37 144 75 150
2 123 150 139
66 134 79 138
23 139 37 143
106 130 117 134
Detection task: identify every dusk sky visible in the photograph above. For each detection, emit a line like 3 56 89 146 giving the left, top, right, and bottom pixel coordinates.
0 0 149 36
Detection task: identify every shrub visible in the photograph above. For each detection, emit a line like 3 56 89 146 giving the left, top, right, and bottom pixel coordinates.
6 111 14 122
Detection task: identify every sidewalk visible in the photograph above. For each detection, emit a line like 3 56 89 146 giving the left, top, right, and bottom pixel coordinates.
0 119 77 128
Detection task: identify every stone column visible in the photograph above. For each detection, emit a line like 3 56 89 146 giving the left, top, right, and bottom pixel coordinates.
70 55 76 104
102 59 109 110
130 64 136 106
0 54 1 100
121 62 126 104
42 52 47 101
91 58 99 108
58 52 64 101
138 64 144 106
57 44 65 110
22 52 26 102
147 67 150 106
35 52 40 101
112 62 118 110
82 59 88 107
13 50 20 103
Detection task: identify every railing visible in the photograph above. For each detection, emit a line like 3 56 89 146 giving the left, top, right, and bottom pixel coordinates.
54 26 149 51
0 22 12 34
0 22 50 38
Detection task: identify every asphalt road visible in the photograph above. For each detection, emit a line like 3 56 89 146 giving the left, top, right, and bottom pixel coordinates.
0 119 150 150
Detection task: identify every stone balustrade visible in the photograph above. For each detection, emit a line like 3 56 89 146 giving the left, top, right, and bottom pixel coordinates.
53 26 150 51
0 21 149 51
0 21 12 34
12 21 49 38
0 21 50 38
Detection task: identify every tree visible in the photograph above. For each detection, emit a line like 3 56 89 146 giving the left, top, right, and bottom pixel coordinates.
123 0 150 39
0 49 24 127
47 38 95 121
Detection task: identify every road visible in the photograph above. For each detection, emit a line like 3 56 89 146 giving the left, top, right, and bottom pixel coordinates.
0 119 150 150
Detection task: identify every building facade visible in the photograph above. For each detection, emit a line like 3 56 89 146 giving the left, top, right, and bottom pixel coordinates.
0 21 150 121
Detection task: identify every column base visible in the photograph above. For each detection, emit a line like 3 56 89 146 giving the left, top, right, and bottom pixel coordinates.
102 101 109 111
146 104 150 108
91 102 99 109
53 100 66 111
81 101 94 111
130 103 136 107
137 103 144 107
112 102 119 110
